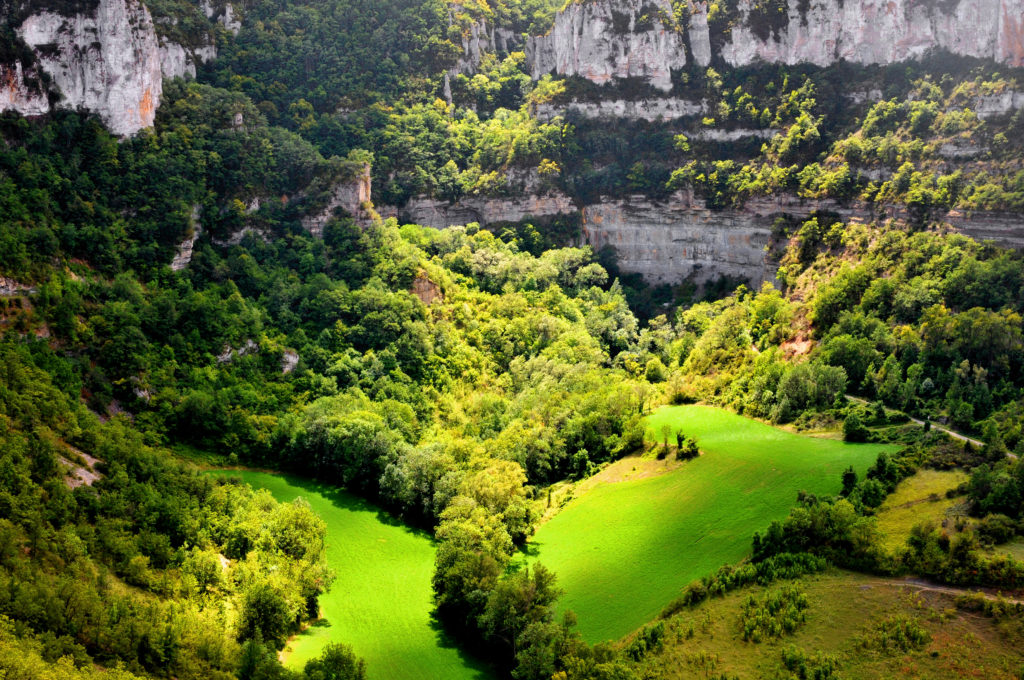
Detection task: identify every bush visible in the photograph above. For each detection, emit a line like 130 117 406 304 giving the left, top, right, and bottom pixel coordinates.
843 412 870 442
857 615 930 653
739 586 809 642
976 514 1017 546
780 645 841 680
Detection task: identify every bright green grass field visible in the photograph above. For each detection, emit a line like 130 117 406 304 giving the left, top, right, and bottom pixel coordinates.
524 405 897 644
220 470 491 680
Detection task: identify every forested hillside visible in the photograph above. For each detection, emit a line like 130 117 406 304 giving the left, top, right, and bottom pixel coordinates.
2 0 1024 679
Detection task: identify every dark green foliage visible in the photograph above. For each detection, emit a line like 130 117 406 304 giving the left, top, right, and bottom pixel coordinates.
843 412 870 442
303 643 367 680
624 622 664 661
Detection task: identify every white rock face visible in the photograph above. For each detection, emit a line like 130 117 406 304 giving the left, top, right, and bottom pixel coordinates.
1 0 216 135
528 0 687 92
219 3 241 35
975 91 1024 119
389 192 577 229
528 0 1024 92
14 0 164 136
158 36 217 81
170 206 202 271
692 127 777 142
0 62 50 117
535 96 706 121
385 188 1024 285
452 17 519 75
721 0 1024 68
582 192 777 285
687 1 711 67
302 164 374 237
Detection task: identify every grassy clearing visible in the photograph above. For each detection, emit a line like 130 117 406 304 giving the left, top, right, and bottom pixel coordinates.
633 570 1024 680
875 469 970 554
524 405 896 643
216 470 491 680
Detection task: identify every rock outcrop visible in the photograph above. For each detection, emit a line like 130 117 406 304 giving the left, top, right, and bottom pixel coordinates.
582 192 777 285
527 0 687 92
451 16 519 75
528 0 1024 92
721 0 1024 68
170 206 202 272
1 0 219 136
0 62 49 117
535 96 706 121
302 164 374 237
12 0 165 136
383 189 1024 286
386 192 577 230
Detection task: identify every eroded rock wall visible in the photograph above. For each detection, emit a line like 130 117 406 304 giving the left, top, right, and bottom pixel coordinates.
1 0 220 135
14 0 164 136
302 164 374 237
527 0 687 92
528 0 1024 92
721 0 1024 68
385 189 1024 286
582 193 777 285
385 192 577 230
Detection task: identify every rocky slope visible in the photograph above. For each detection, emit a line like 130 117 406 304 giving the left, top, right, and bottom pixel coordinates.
529 0 1024 92
0 0 222 136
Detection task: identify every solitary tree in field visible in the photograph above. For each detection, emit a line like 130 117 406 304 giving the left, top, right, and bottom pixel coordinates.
841 466 858 496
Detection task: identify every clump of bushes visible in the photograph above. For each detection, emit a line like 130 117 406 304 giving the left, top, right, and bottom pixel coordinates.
857 615 930 653
780 646 841 680
739 586 809 642
660 553 828 618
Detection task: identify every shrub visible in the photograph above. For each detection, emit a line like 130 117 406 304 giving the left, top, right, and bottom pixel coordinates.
843 412 870 442
857 615 930 653
738 586 809 642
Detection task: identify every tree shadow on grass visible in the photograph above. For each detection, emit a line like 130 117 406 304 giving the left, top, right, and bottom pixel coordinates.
427 611 496 680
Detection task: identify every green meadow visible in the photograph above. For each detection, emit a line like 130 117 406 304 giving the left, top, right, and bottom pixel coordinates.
524 405 897 643
220 470 491 680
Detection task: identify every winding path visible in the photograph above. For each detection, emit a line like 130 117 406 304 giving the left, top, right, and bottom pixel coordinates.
845 394 985 448
888 577 1024 606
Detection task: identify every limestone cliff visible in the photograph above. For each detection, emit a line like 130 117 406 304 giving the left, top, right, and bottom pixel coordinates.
382 189 1024 286
722 0 1024 68
302 164 374 237
528 0 1024 91
527 0 687 92
1 0 221 136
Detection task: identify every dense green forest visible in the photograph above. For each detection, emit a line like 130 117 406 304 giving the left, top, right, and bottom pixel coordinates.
3 0 1024 678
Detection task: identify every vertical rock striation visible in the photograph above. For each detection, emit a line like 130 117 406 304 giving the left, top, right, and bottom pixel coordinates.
527 0 1024 92
15 0 164 136
721 0 1024 68
527 0 687 92
302 164 374 237
1 0 221 136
